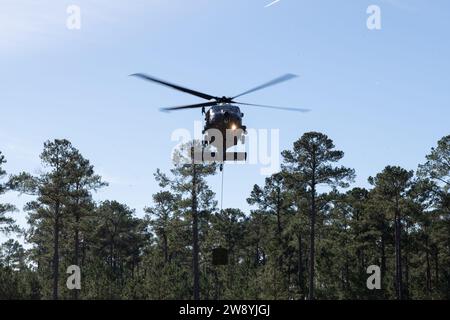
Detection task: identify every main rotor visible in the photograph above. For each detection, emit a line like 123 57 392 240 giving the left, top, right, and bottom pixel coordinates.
130 73 310 113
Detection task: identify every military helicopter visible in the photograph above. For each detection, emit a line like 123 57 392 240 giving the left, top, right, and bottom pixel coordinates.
131 73 309 169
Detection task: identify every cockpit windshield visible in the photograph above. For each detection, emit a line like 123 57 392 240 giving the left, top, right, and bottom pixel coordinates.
210 105 240 113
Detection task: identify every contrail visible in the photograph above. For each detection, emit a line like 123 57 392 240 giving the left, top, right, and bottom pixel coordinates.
265 0 281 8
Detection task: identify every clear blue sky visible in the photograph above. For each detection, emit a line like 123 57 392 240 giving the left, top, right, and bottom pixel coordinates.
1 0 449 237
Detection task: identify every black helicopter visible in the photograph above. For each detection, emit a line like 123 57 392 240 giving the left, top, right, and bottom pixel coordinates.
131 73 309 168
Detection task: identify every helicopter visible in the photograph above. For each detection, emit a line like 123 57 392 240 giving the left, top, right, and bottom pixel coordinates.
131 73 310 169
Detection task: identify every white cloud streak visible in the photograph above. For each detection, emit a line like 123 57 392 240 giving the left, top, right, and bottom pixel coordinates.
265 0 282 8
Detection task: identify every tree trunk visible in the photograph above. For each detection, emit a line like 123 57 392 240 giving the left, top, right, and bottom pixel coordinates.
163 232 169 263
404 249 409 299
308 183 316 300
74 206 80 300
433 246 439 291
425 236 432 295
52 202 60 300
276 193 283 267
394 205 403 300
381 227 386 280
191 158 200 300
298 231 304 298
276 191 284 291
345 254 350 292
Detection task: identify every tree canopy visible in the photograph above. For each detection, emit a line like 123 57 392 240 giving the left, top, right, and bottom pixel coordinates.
1 133 450 300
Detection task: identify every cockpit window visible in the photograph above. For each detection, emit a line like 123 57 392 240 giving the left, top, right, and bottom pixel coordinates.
211 105 240 113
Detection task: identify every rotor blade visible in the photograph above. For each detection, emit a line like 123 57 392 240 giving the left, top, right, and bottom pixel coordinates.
160 101 217 112
232 74 298 99
235 102 310 113
131 73 217 101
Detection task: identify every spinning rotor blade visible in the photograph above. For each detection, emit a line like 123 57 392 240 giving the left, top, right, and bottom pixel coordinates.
131 73 217 101
160 101 217 112
232 74 298 99
235 102 310 113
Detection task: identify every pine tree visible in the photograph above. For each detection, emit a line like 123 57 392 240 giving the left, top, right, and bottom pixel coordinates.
86 200 147 299
64 151 106 299
418 135 450 189
282 132 355 300
154 141 217 300
9 139 105 299
368 166 414 300
0 151 17 235
247 173 294 297
145 191 179 264
209 208 246 299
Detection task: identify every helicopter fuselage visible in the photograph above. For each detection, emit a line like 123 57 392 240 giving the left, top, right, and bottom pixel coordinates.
202 104 247 154
204 104 246 134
